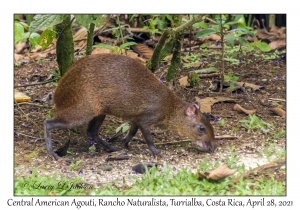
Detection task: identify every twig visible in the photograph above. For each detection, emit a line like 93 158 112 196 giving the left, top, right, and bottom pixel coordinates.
14 79 56 88
268 98 286 102
16 132 43 140
14 102 50 108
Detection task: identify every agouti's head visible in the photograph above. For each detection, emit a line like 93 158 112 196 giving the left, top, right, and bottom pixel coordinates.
177 102 217 152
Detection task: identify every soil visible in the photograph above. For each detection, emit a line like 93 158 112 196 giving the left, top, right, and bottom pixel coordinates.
14 47 286 190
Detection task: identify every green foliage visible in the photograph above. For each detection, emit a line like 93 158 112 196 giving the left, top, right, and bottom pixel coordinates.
224 72 239 89
14 20 40 48
69 160 83 171
240 114 274 133
73 14 102 29
29 14 69 33
93 42 136 54
218 118 226 127
142 14 173 35
116 122 130 133
48 69 61 86
189 72 200 88
38 29 56 50
271 129 286 140
14 22 25 44
194 67 219 74
252 41 272 52
14 168 90 195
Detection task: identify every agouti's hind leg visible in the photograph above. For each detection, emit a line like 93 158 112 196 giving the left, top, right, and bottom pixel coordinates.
87 114 118 152
123 122 139 149
44 118 72 160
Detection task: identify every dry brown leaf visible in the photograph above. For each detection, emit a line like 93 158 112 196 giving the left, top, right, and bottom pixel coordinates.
269 39 286 50
97 35 110 43
126 51 139 59
24 52 48 60
209 34 221 41
233 104 256 115
73 27 87 41
181 56 189 63
15 42 27 53
195 96 236 113
92 48 113 55
14 90 31 102
235 82 263 91
135 43 153 59
14 53 24 63
31 46 42 53
178 76 190 87
198 164 235 181
270 107 286 118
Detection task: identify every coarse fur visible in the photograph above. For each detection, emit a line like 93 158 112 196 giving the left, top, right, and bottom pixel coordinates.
44 54 216 160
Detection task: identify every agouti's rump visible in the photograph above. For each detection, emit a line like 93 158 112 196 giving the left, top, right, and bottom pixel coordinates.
44 54 216 160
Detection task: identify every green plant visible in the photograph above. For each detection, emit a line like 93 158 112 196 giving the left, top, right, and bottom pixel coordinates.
142 15 173 36
224 72 239 89
240 114 274 133
14 167 91 195
14 15 40 49
69 160 83 171
189 72 200 88
271 129 286 140
93 42 136 55
48 69 61 86
116 122 130 133
218 118 226 127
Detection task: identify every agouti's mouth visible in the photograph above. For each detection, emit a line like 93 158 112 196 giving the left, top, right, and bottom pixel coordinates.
194 140 216 153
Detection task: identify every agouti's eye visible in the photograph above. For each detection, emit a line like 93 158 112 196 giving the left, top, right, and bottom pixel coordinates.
199 125 206 132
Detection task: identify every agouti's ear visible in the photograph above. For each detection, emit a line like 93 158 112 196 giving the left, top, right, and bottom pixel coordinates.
193 102 200 110
185 104 198 116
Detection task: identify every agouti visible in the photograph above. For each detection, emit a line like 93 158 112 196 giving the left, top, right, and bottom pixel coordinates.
44 54 217 160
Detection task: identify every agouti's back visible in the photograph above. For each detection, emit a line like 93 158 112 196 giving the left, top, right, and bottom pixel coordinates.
44 54 216 160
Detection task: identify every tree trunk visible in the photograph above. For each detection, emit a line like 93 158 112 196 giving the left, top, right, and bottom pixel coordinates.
56 15 75 76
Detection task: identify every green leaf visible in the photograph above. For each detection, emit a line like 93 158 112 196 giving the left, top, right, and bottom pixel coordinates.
229 28 253 36
30 14 69 33
29 32 40 49
194 67 219 74
14 22 24 44
225 34 235 48
74 14 102 29
195 28 217 38
255 41 272 52
165 14 173 21
93 43 114 50
119 42 136 50
237 37 246 46
38 29 56 50
192 21 208 29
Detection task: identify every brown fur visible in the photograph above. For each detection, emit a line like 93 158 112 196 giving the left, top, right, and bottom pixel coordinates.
44 54 216 160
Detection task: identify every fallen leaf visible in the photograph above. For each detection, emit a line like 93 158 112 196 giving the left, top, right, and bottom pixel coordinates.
14 53 24 63
73 27 87 41
179 76 190 87
233 104 256 115
195 96 236 113
270 107 286 118
134 43 153 59
14 89 31 102
198 164 235 181
91 48 113 55
15 42 26 53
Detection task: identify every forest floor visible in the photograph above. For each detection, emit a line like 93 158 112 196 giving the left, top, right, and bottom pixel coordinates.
14 45 286 189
